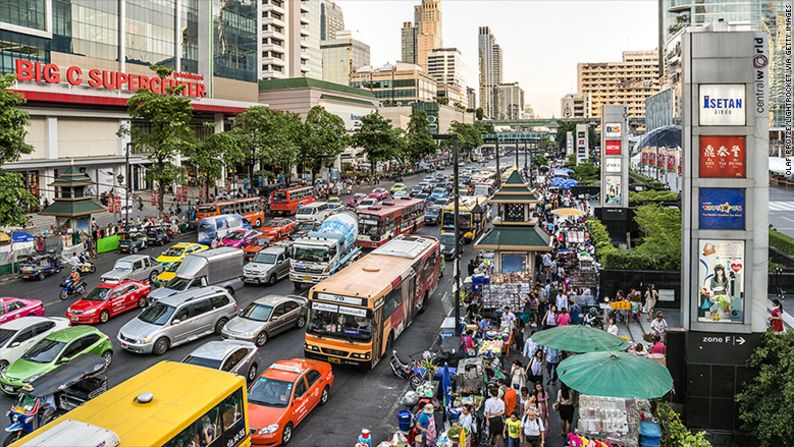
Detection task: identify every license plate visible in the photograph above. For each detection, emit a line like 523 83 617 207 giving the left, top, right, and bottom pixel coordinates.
303 276 312 281
70 316 78 322
120 342 128 349
328 357 341 364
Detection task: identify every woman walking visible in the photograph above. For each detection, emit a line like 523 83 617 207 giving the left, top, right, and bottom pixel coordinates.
542 305 558 330
526 349 546 386
534 381 550 431
555 384 575 437
644 284 659 322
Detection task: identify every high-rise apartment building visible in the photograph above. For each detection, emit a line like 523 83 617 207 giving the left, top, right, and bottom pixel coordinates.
659 0 788 133
577 50 660 127
400 0 442 69
260 0 322 80
320 0 345 40
427 48 466 107
497 82 524 120
321 31 371 85
351 62 437 105
467 87 477 111
560 93 592 118
401 22 418 64
478 26 501 118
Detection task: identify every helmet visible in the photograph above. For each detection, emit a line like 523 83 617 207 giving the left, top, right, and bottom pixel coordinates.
588 307 599 317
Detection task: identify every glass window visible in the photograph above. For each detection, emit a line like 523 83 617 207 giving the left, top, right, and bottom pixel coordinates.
210 294 230 309
293 376 308 400
271 303 287 319
221 348 248 372
0 0 46 31
212 0 257 82
187 300 214 319
164 387 245 447
305 369 321 387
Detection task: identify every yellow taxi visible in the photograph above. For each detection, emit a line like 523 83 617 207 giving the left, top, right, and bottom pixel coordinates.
154 243 208 283
248 359 334 446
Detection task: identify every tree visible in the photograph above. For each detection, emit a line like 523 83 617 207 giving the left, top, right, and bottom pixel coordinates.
404 109 436 163
450 121 483 151
475 108 484 120
184 128 244 199
532 153 548 167
556 119 576 150
124 65 196 217
435 96 449 105
0 74 36 226
352 112 398 183
298 106 348 181
737 331 794 446
232 106 298 184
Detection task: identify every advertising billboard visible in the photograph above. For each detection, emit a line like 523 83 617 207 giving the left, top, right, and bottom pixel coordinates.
604 123 622 138
698 84 746 126
699 135 746 178
697 240 745 323
605 176 622 205
566 131 574 155
699 188 745 230
604 140 622 155
604 158 622 173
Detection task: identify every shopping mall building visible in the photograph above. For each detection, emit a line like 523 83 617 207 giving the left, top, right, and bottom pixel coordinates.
0 0 259 201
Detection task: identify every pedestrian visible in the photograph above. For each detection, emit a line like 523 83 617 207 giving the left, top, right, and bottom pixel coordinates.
416 403 436 447
137 196 144 212
458 404 476 438
644 284 659 322
510 360 527 391
518 387 530 418
521 408 545 447
503 412 522 447
462 330 476 355
651 335 667 355
526 349 546 385
484 388 505 447
556 308 571 326
607 317 619 337
554 383 575 437
769 298 784 333
555 287 568 312
650 311 668 341
543 346 560 385
533 381 550 430
542 305 558 330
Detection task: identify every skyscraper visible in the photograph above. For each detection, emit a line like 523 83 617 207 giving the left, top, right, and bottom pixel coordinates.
260 0 322 80
400 0 442 69
478 26 500 118
427 48 466 106
320 0 345 41
497 82 524 120
321 31 371 85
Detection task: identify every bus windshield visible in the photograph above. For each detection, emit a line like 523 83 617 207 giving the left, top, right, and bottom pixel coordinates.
198 205 217 214
307 308 372 341
442 211 472 229
272 192 287 202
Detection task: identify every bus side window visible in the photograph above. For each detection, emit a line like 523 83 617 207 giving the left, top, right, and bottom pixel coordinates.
383 286 402 315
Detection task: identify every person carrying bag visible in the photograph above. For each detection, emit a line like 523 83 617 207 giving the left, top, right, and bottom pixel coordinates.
522 408 545 447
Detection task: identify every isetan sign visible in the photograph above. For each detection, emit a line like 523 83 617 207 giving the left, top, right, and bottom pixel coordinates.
699 84 745 126
15 60 206 98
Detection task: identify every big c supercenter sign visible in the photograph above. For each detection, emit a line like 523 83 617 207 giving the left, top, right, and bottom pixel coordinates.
14 60 207 98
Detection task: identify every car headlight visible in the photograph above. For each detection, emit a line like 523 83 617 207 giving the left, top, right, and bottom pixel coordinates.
84 309 97 315
259 424 279 435
242 331 253 336
140 335 152 343
25 374 43 383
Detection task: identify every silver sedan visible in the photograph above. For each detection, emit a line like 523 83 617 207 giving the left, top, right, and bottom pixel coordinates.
221 295 308 347
181 340 259 382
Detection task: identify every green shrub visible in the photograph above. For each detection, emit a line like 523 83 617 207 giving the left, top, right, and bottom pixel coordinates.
655 403 712 447
629 190 680 206
769 229 794 257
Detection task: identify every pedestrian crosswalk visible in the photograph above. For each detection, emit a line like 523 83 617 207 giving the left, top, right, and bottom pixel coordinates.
769 201 794 212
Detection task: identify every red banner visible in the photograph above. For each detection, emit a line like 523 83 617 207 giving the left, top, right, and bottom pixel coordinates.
605 140 622 155
699 136 746 178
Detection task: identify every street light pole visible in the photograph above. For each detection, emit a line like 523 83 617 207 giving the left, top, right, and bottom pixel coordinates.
125 143 131 229
495 138 501 188
514 139 519 169
452 138 461 336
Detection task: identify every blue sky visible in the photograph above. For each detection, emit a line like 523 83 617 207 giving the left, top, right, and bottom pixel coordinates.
335 0 659 116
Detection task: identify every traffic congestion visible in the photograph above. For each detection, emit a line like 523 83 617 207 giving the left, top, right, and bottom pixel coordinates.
0 156 508 446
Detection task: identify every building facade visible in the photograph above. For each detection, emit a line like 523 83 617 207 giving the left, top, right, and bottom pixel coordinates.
260 0 322 80
321 31 370 86
478 26 501 118
351 62 437 105
560 93 591 118
378 102 474 135
414 0 442 69
659 0 788 134
0 0 259 201
496 82 524 120
427 48 466 107
577 50 660 128
400 22 418 64
466 86 476 110
319 0 344 41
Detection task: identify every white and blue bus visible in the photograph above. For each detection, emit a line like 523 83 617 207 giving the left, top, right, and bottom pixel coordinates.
197 214 250 244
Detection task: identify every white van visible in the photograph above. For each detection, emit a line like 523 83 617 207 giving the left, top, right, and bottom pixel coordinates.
295 202 333 223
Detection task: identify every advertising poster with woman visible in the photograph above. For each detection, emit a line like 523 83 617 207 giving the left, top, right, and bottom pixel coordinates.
605 176 622 205
697 240 745 323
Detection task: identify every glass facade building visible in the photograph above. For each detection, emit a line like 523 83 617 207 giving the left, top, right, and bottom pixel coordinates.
212 0 257 82
660 0 789 130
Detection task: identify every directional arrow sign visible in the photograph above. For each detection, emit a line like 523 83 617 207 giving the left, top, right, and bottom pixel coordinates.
687 331 761 365
735 336 745 346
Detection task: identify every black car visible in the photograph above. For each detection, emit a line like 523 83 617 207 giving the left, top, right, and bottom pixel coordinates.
439 232 464 260
118 231 148 254
425 206 441 225
146 227 172 246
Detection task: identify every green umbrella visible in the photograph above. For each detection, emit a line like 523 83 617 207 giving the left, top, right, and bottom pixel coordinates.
558 351 673 399
529 325 630 353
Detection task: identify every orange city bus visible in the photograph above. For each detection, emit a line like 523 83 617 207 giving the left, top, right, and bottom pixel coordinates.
269 186 316 215
197 197 265 227
356 197 426 249
304 235 441 368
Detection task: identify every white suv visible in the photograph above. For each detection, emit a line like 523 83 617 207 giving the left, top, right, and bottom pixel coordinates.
0 316 71 373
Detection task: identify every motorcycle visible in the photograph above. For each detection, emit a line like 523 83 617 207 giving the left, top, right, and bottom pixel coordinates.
59 277 86 301
74 260 96 275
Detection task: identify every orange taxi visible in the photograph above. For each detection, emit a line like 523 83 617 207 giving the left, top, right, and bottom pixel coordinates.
248 358 334 446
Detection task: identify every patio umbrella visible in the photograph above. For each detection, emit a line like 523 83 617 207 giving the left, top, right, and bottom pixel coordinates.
550 208 586 217
529 325 629 353
560 179 579 189
552 169 570 178
558 351 673 399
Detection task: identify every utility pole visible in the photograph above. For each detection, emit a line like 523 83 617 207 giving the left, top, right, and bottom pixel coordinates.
452 138 461 336
495 138 501 188
125 143 130 229
514 139 519 169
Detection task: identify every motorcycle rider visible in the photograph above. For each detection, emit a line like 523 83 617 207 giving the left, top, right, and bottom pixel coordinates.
69 268 81 286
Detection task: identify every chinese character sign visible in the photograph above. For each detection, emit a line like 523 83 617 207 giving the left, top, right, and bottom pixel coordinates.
699 136 746 178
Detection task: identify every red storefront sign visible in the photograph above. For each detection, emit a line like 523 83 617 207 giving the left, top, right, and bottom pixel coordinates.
699 135 746 178
604 140 622 155
15 60 206 98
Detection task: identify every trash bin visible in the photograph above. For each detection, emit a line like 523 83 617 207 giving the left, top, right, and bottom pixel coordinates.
397 410 412 432
640 421 661 447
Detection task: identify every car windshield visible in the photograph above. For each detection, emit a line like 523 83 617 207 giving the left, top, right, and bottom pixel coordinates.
432 188 446 194
253 253 277 264
292 245 332 263
0 329 16 347
183 355 222 370
307 307 372 341
138 303 176 326
440 233 456 246
248 377 294 408
266 220 286 228
416 194 428 200
22 339 66 363
164 261 181 273
84 287 112 302
360 199 377 206
161 247 183 257
225 231 246 240
240 303 274 322
165 277 191 290
113 261 133 271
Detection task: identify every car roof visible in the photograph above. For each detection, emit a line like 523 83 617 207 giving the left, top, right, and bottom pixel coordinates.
46 325 98 342
170 243 193 249
252 294 303 306
157 286 230 307
0 316 53 331
259 246 286 255
118 254 150 262
262 358 328 381
186 340 255 360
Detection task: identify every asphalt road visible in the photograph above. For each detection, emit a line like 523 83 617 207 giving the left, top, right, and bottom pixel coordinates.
0 158 505 445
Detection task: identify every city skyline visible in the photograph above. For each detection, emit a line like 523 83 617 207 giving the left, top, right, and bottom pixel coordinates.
336 0 658 116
